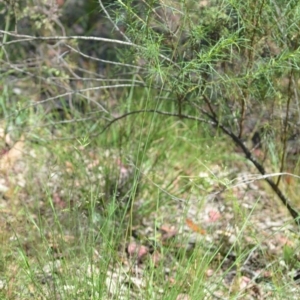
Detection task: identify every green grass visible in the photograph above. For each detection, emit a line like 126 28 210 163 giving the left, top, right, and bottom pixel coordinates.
1 0 300 298
0 84 225 298
0 85 297 299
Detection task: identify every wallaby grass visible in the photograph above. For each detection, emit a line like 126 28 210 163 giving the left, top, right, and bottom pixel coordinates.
0 74 299 298
1 87 298 299
0 81 238 299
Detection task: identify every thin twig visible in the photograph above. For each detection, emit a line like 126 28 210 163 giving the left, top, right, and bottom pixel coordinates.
199 106 300 225
0 30 180 69
98 109 215 135
98 0 132 43
45 109 214 141
65 44 145 70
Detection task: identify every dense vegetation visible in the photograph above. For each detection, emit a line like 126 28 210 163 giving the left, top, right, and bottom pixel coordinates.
0 0 300 299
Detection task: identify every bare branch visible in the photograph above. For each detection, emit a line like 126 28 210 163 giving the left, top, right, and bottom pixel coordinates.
98 109 215 135
44 109 215 141
0 30 180 69
65 44 146 70
0 30 136 47
198 104 300 225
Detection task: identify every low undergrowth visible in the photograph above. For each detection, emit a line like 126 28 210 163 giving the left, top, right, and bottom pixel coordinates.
0 0 300 299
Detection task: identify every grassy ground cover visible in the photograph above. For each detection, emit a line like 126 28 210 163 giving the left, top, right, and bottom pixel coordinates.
0 0 300 299
0 76 299 299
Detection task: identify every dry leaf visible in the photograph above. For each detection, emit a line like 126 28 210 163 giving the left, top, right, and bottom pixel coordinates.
52 192 67 209
208 210 221 222
160 224 178 241
186 218 206 235
0 137 25 172
127 242 149 262
65 161 74 174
